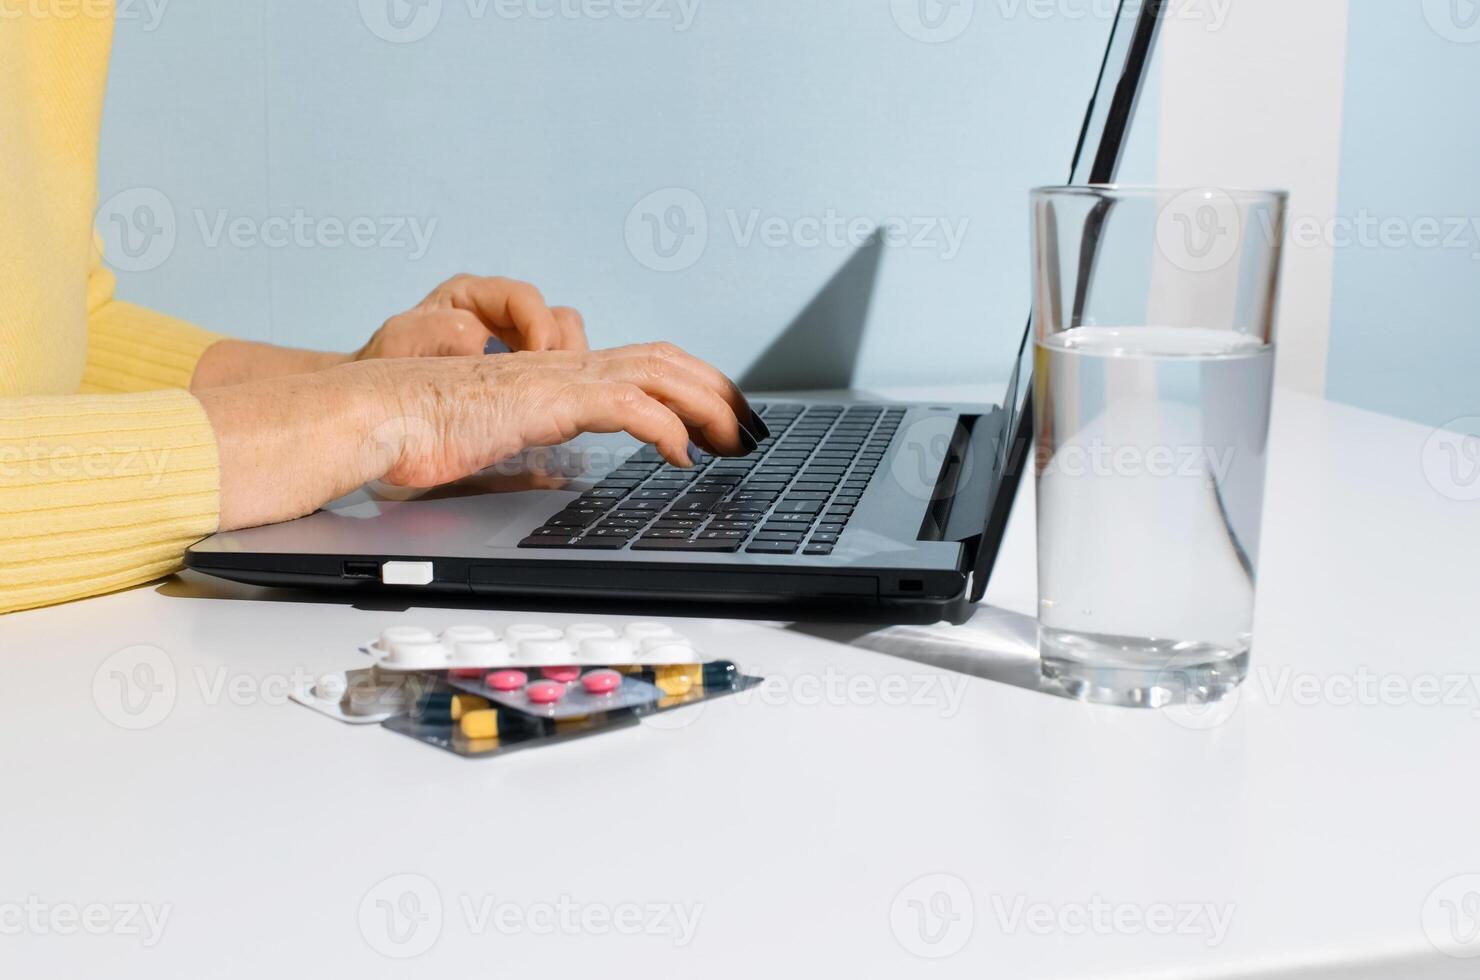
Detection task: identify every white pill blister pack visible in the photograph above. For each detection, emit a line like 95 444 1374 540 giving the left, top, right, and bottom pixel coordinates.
364 621 703 672
290 666 440 725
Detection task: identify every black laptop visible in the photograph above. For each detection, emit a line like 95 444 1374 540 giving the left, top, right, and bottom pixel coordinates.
186 1 1165 607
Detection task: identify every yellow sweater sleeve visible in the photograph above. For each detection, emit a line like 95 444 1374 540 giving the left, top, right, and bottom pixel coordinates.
0 11 225 614
80 240 223 395
0 243 223 615
0 390 220 614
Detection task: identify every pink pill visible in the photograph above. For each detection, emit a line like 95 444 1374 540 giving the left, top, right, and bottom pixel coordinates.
486 669 529 692
541 665 581 683
526 680 566 704
581 669 622 695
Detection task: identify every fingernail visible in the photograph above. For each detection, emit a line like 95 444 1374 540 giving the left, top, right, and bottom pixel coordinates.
737 424 759 453
484 337 511 355
748 410 771 441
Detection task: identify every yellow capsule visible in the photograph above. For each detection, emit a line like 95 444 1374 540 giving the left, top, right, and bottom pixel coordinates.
654 666 695 698
450 694 490 721
460 709 501 740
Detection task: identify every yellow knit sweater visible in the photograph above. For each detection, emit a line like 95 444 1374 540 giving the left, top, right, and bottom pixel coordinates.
1 10 222 614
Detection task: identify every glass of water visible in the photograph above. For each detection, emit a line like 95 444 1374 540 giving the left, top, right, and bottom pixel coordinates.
1029 186 1287 707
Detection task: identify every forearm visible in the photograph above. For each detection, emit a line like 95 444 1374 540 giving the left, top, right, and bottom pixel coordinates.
196 363 392 530
191 339 350 390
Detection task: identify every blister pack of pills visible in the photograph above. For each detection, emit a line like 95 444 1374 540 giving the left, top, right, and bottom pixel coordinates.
364 622 704 671
445 666 664 720
383 663 763 759
290 665 440 725
289 617 765 759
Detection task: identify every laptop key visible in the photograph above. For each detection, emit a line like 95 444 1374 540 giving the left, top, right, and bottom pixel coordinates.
746 540 799 555
803 544 835 556
547 511 604 527
518 535 578 548
671 496 721 513
631 537 743 553
569 536 631 549
587 527 640 537
639 528 691 540
593 518 648 530
717 502 767 516
754 530 805 542
776 500 824 514
652 517 705 530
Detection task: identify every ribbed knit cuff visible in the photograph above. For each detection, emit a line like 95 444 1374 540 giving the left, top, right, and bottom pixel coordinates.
81 301 222 394
0 388 220 613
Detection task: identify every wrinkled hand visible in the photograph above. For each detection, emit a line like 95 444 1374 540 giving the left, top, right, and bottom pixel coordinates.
354 274 589 361
365 342 768 489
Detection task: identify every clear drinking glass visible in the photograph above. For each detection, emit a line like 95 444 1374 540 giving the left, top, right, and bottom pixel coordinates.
1030 186 1287 707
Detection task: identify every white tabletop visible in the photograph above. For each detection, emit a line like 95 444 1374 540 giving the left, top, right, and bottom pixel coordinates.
3 388 1479 978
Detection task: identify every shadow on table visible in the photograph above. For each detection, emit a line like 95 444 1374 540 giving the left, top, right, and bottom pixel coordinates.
158 573 1054 697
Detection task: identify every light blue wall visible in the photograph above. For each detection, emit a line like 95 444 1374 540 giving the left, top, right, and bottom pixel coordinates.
1327 2 1480 432
100 2 1159 389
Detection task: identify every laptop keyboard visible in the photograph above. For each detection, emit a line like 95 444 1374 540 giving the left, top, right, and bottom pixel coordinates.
518 403 905 556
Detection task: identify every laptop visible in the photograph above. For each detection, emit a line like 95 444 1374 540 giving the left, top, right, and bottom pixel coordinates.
185 0 1165 608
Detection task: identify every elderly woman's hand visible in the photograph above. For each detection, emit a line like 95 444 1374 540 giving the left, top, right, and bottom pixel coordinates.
197 341 766 532
353 274 589 360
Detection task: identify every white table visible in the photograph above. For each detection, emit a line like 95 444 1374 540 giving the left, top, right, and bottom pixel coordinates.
3 388 1479 978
